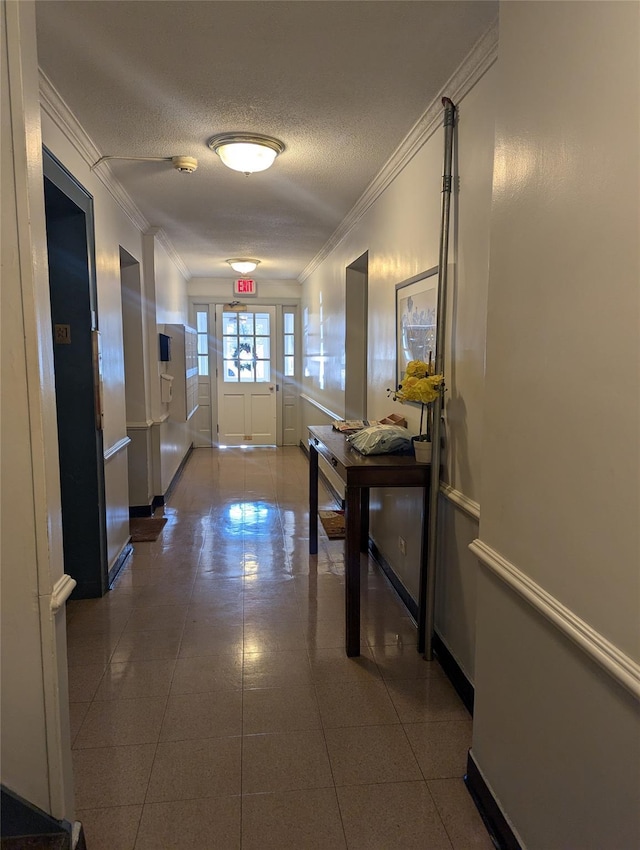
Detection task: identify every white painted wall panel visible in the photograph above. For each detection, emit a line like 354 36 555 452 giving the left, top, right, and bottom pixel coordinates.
2 0 73 817
474 2 640 845
480 0 640 661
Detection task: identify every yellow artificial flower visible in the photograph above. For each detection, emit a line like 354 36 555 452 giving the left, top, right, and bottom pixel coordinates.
405 360 429 378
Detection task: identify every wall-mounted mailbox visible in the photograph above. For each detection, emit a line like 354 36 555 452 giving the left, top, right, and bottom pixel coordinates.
159 333 171 361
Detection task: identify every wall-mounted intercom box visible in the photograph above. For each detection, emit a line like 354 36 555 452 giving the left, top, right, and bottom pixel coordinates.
159 332 171 361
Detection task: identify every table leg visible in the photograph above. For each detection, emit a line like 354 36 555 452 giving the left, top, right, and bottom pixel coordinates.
309 443 318 555
360 488 370 552
417 482 430 654
345 485 361 657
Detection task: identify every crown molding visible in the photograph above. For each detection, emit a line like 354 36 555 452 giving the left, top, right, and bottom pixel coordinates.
38 69 189 279
299 18 499 283
154 228 191 281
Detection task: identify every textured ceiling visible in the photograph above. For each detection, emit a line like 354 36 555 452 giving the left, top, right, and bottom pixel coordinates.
35 1 497 281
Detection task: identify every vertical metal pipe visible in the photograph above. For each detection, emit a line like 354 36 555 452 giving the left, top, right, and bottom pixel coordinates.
418 97 456 657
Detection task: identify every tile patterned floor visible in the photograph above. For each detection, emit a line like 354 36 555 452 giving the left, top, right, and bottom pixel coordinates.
66 446 493 849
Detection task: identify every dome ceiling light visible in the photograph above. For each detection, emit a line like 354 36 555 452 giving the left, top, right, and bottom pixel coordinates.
227 259 261 274
208 133 285 175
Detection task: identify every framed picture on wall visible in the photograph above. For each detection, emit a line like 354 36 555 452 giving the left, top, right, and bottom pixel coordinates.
395 266 438 385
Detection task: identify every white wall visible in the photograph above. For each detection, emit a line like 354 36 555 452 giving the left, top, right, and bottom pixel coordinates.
188 277 301 301
150 238 191 494
1 0 73 818
472 2 640 847
301 44 497 680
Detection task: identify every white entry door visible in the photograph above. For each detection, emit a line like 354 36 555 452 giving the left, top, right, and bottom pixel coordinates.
216 305 277 445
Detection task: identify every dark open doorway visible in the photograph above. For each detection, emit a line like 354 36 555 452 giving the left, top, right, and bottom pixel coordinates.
43 149 107 598
345 251 369 420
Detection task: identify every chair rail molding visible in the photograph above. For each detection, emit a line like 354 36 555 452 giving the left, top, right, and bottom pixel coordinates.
300 393 341 422
440 483 480 521
50 574 76 614
469 538 640 700
104 436 131 461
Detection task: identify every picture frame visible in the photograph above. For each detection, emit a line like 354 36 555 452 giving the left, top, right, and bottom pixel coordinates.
395 266 438 387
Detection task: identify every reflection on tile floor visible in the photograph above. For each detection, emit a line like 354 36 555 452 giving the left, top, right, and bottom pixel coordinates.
66 446 492 850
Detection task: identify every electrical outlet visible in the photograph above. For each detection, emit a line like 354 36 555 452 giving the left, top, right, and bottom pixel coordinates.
398 536 406 555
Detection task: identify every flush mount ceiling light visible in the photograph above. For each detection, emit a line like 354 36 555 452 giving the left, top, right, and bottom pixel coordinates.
227 258 261 274
208 133 285 174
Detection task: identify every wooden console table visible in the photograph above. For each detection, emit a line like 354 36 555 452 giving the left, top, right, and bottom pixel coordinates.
308 425 431 657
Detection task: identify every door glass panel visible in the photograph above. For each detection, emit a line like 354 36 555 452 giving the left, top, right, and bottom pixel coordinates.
223 314 238 335
196 310 209 376
284 310 295 378
256 361 271 382
255 313 270 335
238 313 254 334
224 360 239 381
255 337 270 359
239 364 255 383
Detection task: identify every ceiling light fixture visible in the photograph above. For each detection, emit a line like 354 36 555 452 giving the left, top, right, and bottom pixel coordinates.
208 133 285 175
227 258 261 274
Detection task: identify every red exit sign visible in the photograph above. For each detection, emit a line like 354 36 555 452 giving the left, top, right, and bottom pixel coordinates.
234 278 257 296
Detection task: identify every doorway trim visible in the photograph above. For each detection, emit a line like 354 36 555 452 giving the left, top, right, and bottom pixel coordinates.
43 147 108 597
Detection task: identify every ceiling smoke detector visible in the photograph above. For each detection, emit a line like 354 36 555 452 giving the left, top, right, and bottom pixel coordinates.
172 156 198 173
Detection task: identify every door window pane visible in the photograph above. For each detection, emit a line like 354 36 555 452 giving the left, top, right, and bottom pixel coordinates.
284 310 295 379
255 361 271 382
238 313 254 335
196 310 209 376
255 313 270 335
224 360 239 381
223 314 238 335
255 337 270 359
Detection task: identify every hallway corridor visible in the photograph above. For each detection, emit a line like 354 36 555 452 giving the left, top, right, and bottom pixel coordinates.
66 447 491 849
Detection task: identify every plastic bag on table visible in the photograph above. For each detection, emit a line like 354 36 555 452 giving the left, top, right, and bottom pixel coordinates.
347 424 412 455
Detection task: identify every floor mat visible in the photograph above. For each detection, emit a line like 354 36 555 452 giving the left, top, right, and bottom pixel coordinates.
129 516 167 542
319 509 345 539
